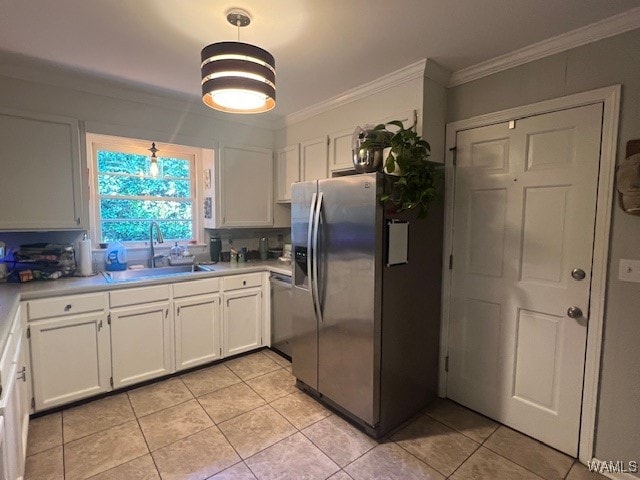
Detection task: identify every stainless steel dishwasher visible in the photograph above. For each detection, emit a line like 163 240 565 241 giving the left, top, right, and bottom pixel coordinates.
270 273 292 358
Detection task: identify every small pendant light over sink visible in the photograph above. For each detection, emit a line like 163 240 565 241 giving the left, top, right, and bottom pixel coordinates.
148 142 159 177
200 8 276 114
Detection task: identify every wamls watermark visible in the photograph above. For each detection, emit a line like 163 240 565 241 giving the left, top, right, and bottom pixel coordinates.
587 459 639 474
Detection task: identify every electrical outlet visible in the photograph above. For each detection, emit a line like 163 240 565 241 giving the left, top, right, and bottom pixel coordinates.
618 259 640 283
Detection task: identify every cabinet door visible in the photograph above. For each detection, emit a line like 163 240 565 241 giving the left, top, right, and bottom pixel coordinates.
13 331 29 470
219 144 273 227
30 313 111 410
223 287 263 356
275 145 300 203
175 294 221 371
0 109 85 230
329 128 355 172
301 136 328 182
110 302 173 388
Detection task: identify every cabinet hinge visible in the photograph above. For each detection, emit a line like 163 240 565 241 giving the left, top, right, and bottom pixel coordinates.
445 355 449 372
110 377 114 388
31 397 35 409
107 314 111 325
26 326 31 339
449 146 457 166
449 254 453 270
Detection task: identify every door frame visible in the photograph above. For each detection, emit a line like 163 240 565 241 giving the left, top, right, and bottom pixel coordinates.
439 85 621 463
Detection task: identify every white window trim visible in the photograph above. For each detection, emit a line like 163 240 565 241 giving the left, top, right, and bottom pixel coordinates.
86 133 207 247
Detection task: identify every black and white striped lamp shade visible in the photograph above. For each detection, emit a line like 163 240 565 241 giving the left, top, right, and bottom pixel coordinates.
201 42 276 114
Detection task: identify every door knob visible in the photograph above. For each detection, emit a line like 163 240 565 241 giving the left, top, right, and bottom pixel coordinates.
571 268 586 281
567 306 583 318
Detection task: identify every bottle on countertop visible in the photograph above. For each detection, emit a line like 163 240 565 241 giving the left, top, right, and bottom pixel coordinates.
209 235 222 263
259 237 268 261
170 242 182 258
105 241 127 271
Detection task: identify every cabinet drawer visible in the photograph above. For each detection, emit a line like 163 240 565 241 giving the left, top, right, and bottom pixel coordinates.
110 285 169 308
173 278 220 298
223 273 263 291
28 293 107 320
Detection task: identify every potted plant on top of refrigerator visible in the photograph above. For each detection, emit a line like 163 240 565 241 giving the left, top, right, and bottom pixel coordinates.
359 120 442 218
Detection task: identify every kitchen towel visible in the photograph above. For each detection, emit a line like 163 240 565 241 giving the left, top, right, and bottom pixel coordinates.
78 237 93 276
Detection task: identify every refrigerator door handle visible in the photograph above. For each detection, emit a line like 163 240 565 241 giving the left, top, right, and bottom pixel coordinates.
312 192 324 323
307 192 319 320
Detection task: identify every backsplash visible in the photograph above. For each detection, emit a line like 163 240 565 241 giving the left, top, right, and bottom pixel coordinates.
205 228 291 255
0 228 291 275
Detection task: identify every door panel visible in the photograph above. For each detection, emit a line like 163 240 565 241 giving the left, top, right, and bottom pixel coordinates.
448 103 603 456
111 302 173 388
291 181 319 389
317 173 381 426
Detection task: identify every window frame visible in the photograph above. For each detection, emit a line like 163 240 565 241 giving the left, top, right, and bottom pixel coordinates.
86 133 204 248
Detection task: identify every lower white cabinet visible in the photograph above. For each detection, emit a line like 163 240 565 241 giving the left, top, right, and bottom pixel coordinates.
174 294 222 371
25 272 268 412
1 307 30 480
29 311 110 410
110 302 173 388
223 287 263 357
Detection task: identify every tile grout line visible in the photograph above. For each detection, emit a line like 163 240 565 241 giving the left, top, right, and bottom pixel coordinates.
443 438 484 479
125 391 162 479
481 427 572 480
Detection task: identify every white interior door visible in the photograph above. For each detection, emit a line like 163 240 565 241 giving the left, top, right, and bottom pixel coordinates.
447 103 603 456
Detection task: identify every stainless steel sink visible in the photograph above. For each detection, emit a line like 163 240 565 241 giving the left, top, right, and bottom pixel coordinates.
102 264 212 283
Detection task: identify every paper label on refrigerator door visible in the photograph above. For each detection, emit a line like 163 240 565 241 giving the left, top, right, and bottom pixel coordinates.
387 221 409 266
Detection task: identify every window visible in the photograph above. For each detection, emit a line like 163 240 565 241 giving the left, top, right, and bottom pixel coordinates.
87 134 203 245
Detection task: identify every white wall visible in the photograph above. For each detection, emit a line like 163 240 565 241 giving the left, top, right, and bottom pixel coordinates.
447 29 640 473
275 76 425 149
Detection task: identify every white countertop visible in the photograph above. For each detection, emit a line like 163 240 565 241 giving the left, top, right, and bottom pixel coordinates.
0 260 292 355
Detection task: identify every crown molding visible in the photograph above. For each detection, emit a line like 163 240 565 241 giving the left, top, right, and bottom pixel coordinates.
449 6 640 87
283 59 427 128
0 51 279 131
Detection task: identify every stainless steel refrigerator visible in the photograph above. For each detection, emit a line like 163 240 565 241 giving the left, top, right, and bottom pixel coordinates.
291 172 443 437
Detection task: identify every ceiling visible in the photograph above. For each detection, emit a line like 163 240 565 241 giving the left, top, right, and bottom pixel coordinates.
1 0 639 119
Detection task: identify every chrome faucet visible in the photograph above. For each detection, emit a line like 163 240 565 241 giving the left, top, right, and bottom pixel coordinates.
149 221 165 268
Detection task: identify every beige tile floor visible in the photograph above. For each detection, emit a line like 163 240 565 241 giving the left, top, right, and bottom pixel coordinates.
24 349 607 480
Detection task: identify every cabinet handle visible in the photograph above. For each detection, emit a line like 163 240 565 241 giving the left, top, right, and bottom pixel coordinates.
243 280 247 286
17 366 26 382
98 319 103 331
165 309 169 318
177 306 181 315
64 304 72 311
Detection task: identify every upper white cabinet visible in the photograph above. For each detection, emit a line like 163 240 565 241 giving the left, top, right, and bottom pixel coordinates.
329 128 355 172
218 144 273 227
0 109 86 230
275 144 300 203
301 136 328 182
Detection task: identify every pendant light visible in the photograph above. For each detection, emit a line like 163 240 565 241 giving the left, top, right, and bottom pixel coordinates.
148 142 159 177
200 8 276 114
